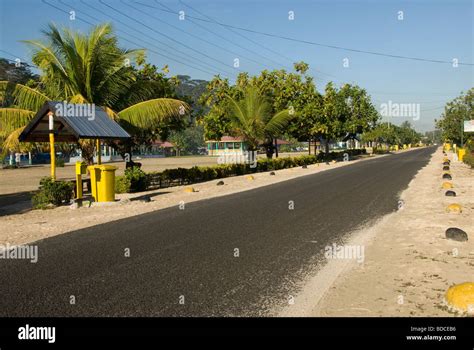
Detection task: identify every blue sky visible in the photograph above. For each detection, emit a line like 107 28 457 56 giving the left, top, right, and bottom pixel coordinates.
0 0 473 131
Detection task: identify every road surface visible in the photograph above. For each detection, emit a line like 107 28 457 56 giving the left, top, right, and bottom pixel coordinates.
0 147 435 316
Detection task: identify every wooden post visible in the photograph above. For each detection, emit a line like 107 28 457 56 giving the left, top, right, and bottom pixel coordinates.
48 112 56 180
96 139 101 165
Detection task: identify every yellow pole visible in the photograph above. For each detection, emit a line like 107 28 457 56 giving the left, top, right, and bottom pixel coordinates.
96 139 101 165
76 174 82 199
76 161 82 200
48 112 56 180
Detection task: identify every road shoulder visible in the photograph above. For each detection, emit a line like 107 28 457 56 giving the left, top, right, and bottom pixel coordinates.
282 147 473 316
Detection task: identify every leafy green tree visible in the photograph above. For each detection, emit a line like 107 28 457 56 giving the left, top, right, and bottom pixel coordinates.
362 121 421 148
200 63 378 156
167 124 205 156
398 121 421 145
0 23 188 163
200 63 320 156
436 88 474 146
340 84 379 135
225 86 295 157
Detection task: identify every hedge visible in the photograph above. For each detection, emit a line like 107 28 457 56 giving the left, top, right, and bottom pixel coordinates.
137 149 366 193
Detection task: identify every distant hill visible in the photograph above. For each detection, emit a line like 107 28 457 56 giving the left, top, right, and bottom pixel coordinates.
176 75 208 101
0 58 39 84
175 75 209 118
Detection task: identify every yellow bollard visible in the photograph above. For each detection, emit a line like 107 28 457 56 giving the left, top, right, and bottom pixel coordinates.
75 161 87 199
446 203 462 213
76 174 82 200
445 282 474 314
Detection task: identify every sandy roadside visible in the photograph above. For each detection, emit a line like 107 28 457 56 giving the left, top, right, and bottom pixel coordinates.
279 147 473 317
1 150 416 246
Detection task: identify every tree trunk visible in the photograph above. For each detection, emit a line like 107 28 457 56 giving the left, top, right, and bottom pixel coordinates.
274 138 279 158
265 145 274 159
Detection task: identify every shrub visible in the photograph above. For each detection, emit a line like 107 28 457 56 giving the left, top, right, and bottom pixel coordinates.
257 158 272 171
372 148 390 154
56 158 65 167
115 175 131 194
32 177 74 209
215 164 232 178
124 166 147 192
463 151 474 168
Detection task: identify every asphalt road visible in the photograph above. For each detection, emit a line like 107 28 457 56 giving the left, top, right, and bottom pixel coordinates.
0 147 436 316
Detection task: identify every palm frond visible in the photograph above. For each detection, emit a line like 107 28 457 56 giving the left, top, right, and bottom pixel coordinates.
226 94 248 129
1 126 28 153
0 81 49 111
103 106 119 121
117 98 189 129
264 109 296 136
69 94 89 104
0 108 35 136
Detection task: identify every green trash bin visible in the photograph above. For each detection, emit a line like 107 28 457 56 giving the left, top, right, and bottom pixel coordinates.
87 165 117 202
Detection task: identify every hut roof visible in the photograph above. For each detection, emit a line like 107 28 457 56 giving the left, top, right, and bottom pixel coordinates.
19 102 130 142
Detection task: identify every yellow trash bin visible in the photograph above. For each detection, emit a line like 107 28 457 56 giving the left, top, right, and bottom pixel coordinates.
458 148 466 162
87 165 117 202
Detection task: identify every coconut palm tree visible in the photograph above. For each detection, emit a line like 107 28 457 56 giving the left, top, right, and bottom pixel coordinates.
225 86 295 158
0 23 189 163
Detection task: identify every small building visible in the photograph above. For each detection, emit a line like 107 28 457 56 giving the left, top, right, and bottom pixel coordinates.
206 136 290 156
151 140 176 157
206 136 246 156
